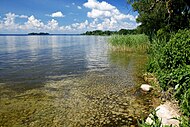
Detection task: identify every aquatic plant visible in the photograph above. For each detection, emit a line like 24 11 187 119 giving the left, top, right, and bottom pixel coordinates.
109 34 150 53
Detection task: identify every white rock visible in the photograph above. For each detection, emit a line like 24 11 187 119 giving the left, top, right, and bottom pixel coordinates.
140 84 152 91
146 101 180 126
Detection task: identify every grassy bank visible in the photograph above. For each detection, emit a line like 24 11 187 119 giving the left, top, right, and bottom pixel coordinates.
145 29 190 126
109 34 150 53
109 29 190 126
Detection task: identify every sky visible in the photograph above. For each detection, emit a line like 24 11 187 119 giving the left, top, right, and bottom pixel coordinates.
0 0 139 34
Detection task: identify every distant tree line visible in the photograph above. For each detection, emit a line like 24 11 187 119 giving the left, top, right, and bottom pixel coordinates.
28 32 50 35
81 29 138 36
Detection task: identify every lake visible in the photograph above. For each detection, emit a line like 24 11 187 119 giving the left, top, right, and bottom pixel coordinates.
0 36 109 86
0 35 157 127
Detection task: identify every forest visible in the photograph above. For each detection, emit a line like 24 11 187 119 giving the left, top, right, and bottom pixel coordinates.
81 29 137 35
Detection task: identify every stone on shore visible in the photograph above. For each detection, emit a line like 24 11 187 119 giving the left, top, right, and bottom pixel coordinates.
146 101 180 126
140 84 152 92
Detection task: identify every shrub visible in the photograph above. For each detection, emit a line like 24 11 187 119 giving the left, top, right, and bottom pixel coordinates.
159 29 190 70
157 26 172 41
158 66 190 91
147 38 167 73
147 29 190 125
180 87 190 117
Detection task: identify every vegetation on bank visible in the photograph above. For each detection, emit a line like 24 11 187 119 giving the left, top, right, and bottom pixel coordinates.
144 29 190 126
127 0 190 39
124 0 189 126
109 30 190 127
109 34 150 53
82 29 137 36
108 0 190 125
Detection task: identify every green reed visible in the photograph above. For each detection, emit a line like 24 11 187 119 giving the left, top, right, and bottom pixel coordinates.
109 34 150 53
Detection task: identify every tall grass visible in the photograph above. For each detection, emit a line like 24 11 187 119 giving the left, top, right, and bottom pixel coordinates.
109 34 150 53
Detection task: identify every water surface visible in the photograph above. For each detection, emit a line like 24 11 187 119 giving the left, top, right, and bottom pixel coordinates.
0 35 158 127
0 36 109 86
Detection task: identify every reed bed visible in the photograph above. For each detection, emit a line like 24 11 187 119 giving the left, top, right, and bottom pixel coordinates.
109 34 150 53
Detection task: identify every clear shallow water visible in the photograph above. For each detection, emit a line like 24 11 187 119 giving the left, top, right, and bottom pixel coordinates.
0 36 110 86
0 36 159 127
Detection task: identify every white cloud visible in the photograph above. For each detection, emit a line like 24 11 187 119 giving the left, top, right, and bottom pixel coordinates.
46 19 59 30
0 7 139 34
84 0 97 9
72 3 75 5
77 6 82 9
50 11 64 18
4 13 16 26
21 15 45 30
83 0 136 21
65 25 72 31
0 12 62 32
65 5 70 8
3 12 19 30
70 20 89 30
19 15 28 18
0 20 3 29
88 18 99 28
125 14 136 21
87 9 112 18
83 0 115 11
79 20 89 29
82 0 138 31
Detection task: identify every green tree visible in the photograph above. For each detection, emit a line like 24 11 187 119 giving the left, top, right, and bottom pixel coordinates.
118 29 137 35
128 0 190 38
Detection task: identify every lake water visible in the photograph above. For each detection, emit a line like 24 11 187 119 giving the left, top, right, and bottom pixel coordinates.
0 36 157 127
0 36 110 86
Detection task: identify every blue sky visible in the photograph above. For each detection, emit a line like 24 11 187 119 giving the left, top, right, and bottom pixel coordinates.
0 0 139 34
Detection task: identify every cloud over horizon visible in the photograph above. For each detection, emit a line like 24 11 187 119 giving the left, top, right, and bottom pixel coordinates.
0 0 139 33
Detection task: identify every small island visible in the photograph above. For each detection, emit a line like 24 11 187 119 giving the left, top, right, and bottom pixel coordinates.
28 32 50 35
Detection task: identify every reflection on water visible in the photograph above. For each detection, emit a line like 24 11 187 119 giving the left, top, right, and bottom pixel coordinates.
0 36 159 127
0 36 109 87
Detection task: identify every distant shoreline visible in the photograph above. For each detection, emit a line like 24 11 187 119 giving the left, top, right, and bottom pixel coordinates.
28 32 50 35
0 34 81 36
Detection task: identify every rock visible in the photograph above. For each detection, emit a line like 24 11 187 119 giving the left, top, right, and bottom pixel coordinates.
140 84 153 92
146 101 180 127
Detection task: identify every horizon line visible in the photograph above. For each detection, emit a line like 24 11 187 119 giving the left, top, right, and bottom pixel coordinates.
0 33 82 36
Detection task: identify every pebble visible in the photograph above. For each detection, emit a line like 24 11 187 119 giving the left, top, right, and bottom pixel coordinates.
123 103 128 106
118 108 124 112
122 120 126 123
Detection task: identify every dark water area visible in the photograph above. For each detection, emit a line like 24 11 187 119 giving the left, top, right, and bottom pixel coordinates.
0 36 159 127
